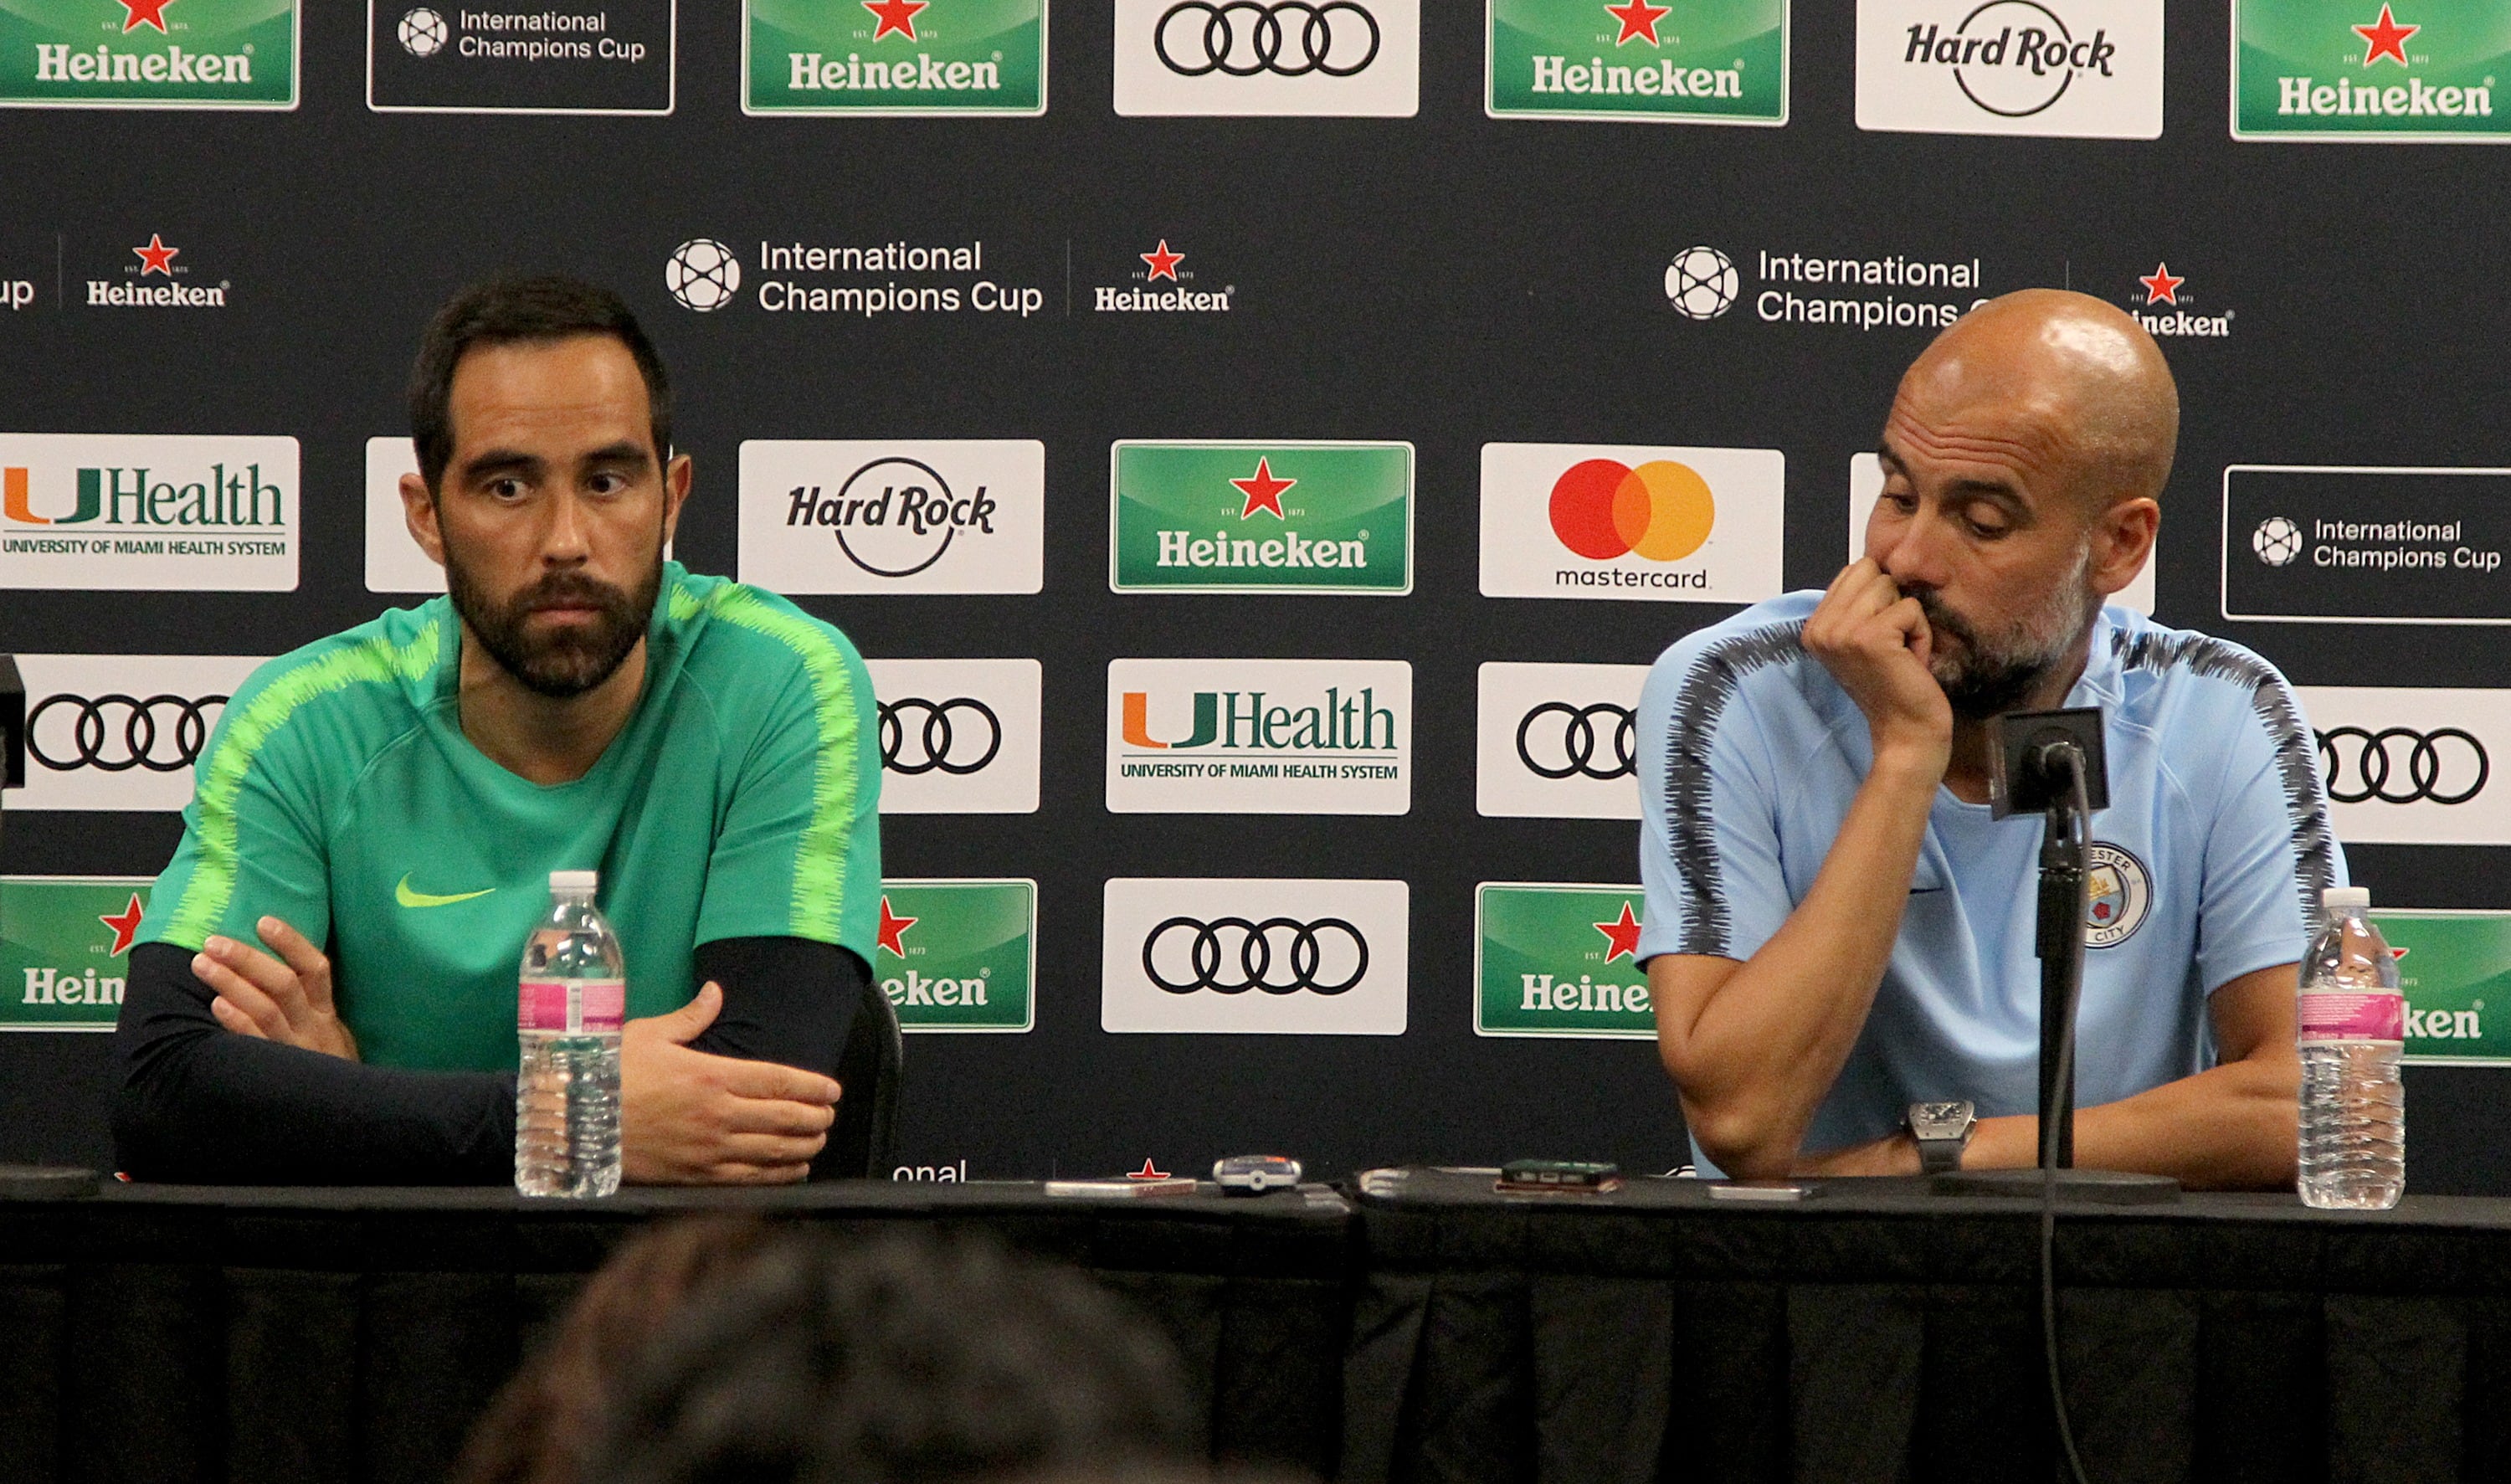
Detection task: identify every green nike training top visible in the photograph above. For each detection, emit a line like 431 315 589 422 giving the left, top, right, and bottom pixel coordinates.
140 562 882 1073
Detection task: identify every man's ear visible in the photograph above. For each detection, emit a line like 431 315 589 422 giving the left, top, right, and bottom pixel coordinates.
2090 497 2159 598
400 472 447 568
660 453 692 552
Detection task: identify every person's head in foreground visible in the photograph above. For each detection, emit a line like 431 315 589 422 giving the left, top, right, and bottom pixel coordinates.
583 1226 1201 1484
1638 287 2337 1191
455 1214 783 1484
1862 286 2175 721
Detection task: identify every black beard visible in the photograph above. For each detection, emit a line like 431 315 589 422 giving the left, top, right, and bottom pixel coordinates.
444 545 660 700
1913 589 2075 722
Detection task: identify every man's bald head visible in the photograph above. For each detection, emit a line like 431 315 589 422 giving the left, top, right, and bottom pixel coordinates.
1895 288 2180 513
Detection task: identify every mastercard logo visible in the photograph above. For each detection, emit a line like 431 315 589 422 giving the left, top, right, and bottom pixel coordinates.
1547 459 1715 563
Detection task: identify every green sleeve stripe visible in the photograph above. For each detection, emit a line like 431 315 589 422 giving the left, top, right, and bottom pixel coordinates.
160 622 443 948
679 583 864 942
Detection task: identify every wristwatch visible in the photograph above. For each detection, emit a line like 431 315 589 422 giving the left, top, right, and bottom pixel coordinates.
1907 1101 1977 1174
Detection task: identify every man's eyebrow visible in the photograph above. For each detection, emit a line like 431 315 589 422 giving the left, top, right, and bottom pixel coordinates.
457 449 544 483
578 441 655 468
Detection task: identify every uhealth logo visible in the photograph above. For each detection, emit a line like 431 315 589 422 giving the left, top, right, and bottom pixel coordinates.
1857 0 2161 140
1109 441 1413 593
2236 1 2505 141
1480 442 1784 603
1100 876 1409 1035
1106 657 1412 814
738 439 1045 594
0 434 300 591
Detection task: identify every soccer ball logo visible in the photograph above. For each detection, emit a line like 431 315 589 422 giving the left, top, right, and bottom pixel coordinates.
665 239 742 312
398 8 448 58
1664 246 1738 321
2252 516 2303 567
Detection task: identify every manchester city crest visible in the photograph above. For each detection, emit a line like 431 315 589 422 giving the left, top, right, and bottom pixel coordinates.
2084 843 2152 948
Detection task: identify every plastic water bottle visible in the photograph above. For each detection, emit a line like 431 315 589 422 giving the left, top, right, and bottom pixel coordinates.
2298 886 2406 1210
515 870 625 1198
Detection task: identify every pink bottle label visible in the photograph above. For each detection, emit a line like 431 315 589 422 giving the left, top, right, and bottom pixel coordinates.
519 978 626 1034
2298 990 2406 1044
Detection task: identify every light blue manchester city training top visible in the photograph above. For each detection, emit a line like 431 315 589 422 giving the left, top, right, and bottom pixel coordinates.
1635 593 2344 1166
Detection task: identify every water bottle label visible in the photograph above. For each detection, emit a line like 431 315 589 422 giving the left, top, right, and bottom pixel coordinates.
519 978 627 1034
2298 989 2406 1044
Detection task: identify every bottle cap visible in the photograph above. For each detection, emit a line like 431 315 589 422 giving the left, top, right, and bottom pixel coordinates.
2323 886 2371 915
550 870 598 894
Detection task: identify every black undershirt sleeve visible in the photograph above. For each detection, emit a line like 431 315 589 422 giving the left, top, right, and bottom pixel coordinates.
111 936 866 1184
686 936 865 1081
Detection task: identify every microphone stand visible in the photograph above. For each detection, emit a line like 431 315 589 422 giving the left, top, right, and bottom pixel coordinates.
1936 710 2177 1204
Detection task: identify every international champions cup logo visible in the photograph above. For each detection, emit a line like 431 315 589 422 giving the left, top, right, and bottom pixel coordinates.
1547 457 1714 562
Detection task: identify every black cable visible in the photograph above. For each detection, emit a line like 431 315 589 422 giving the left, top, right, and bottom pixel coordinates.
2041 747 2094 1484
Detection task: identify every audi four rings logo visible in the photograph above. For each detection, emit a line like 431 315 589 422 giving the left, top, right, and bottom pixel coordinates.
1517 701 1635 781
29 693 228 773
1143 916 1369 994
1155 1 1381 77
2317 727 2489 806
879 696 1003 776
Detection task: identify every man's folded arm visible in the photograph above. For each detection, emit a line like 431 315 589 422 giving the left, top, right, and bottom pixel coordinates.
114 935 869 1184
687 935 865 1081
112 941 515 1184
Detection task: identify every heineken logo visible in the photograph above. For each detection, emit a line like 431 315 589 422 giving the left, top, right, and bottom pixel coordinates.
1110 441 1413 593
1100 876 1409 1035
2116 260 2235 339
1479 442 1784 603
0 877 154 1031
0 434 298 590
1487 0 1788 124
1856 0 2158 137
88 233 228 308
876 880 1035 1033
1475 661 1649 819
745 0 1047 116
739 439 1044 595
1094 239 1236 313
865 658 1044 815
0 0 296 108
2368 910 2511 1065
1106 658 1412 814
2236 2 2504 140
1475 883 1656 1039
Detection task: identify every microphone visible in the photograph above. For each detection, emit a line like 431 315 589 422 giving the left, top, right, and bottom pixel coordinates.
1987 706 2108 819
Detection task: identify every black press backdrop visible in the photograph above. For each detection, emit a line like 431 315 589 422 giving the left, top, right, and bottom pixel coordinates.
3 3 2506 1189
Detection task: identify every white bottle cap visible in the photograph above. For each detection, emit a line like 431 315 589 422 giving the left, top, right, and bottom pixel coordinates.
550 870 598 895
2323 886 2371 915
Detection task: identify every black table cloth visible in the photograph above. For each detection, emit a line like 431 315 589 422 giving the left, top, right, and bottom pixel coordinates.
0 1179 1355 1484
1342 1168 2511 1484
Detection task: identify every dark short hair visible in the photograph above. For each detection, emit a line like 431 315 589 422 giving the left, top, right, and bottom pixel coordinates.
585 1228 1195 1484
408 276 671 492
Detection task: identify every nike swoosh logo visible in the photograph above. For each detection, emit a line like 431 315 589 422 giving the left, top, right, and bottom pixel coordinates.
396 874 496 909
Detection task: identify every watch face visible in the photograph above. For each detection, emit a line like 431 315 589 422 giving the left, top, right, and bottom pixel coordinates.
1913 1101 1973 1133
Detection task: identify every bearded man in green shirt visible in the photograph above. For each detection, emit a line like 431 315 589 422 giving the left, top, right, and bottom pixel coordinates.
114 277 882 1184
